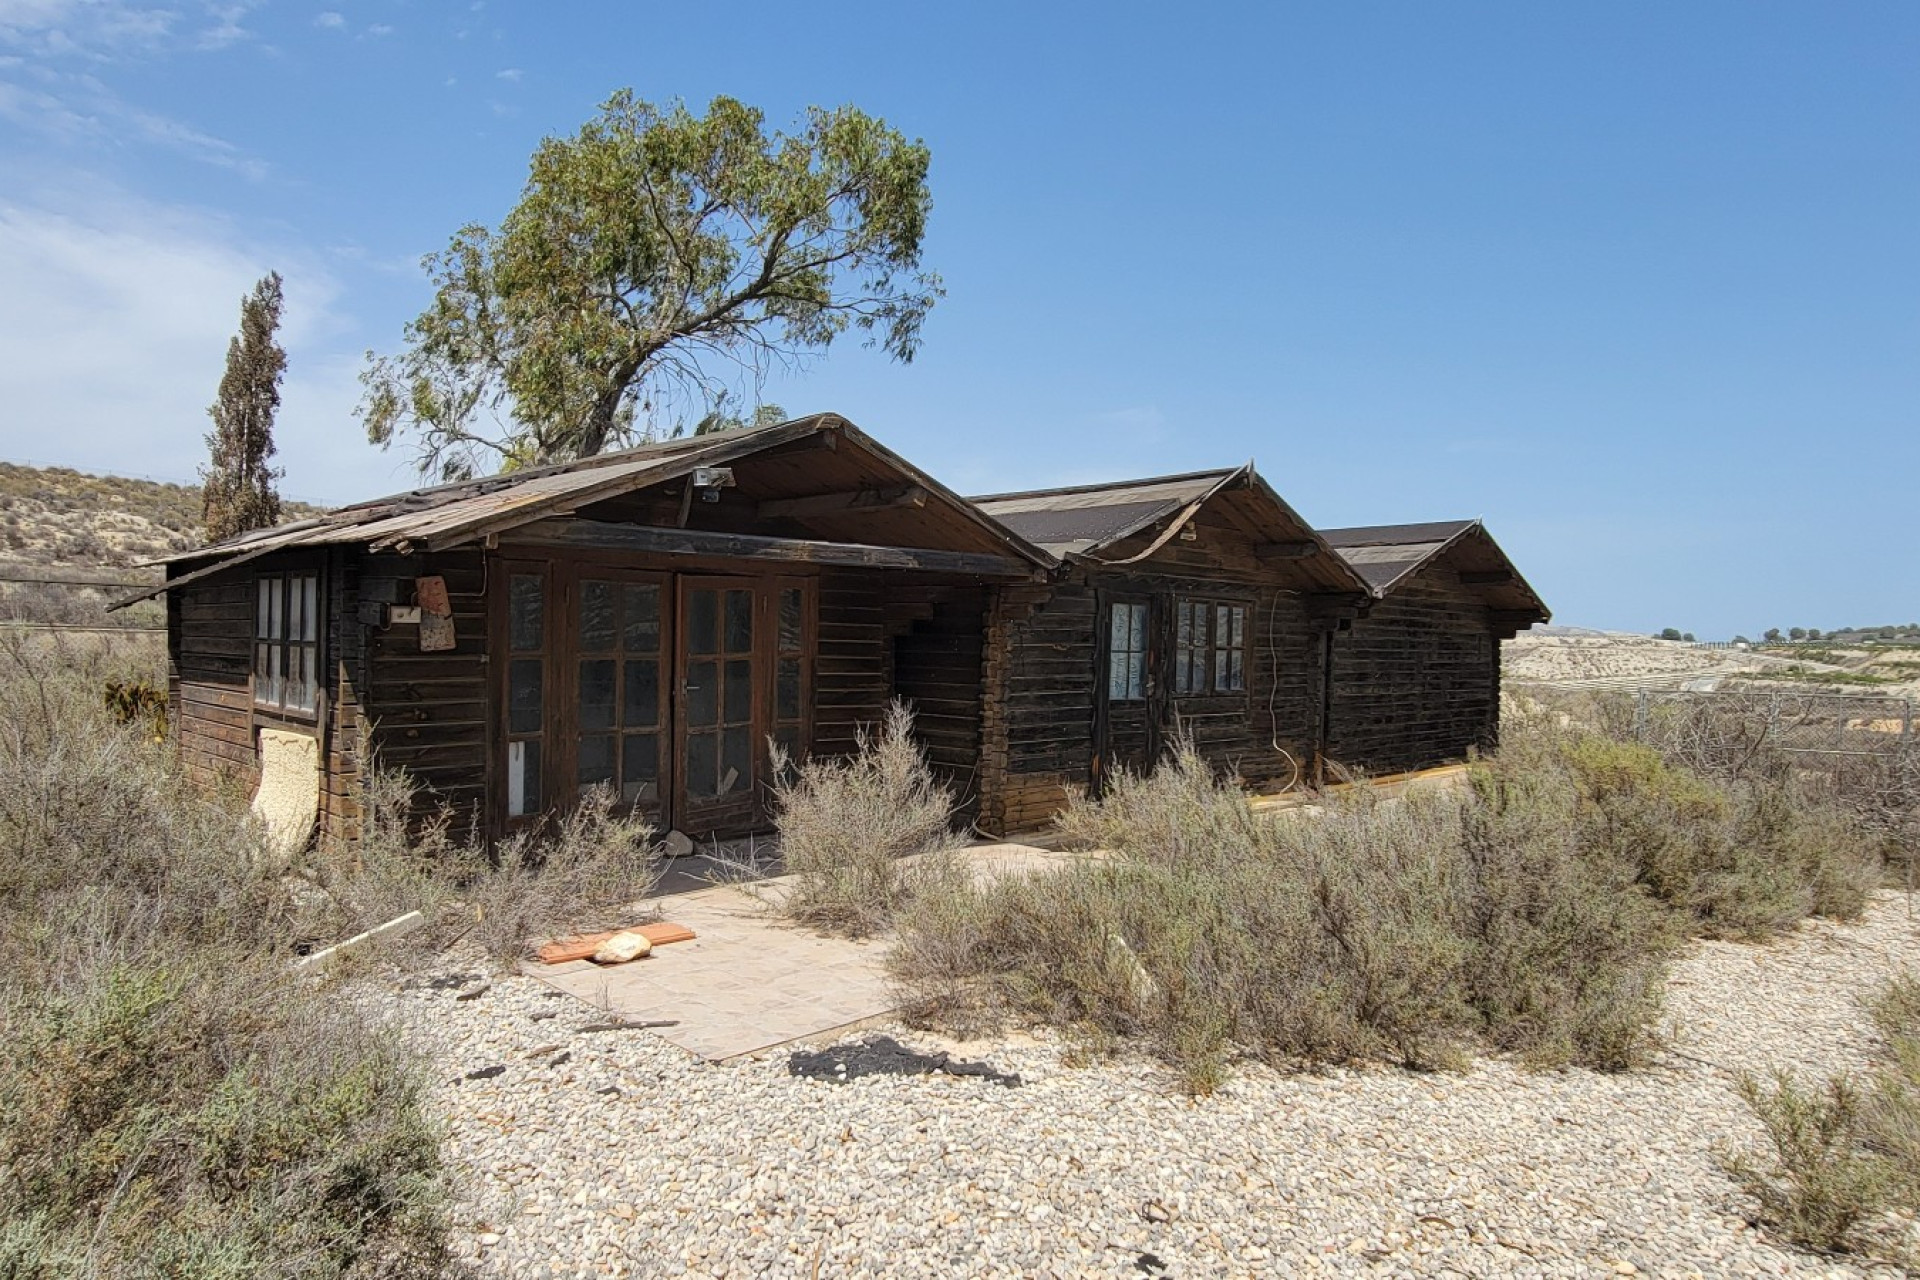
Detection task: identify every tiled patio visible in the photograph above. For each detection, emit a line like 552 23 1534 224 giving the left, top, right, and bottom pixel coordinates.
524 840 1076 1062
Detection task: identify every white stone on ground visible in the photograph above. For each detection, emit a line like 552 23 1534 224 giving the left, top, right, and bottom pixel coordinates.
358 893 1920 1278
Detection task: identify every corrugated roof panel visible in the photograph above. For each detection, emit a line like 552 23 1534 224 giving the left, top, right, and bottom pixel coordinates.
971 472 1230 557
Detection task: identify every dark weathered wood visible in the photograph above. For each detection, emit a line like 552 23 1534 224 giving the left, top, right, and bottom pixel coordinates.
757 485 927 519
509 519 1037 579
1254 540 1321 561
1459 570 1515 585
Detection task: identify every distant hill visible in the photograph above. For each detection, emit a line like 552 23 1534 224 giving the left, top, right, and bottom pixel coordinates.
0 462 326 628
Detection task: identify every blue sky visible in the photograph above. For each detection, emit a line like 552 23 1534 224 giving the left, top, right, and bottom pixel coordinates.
0 1 1914 638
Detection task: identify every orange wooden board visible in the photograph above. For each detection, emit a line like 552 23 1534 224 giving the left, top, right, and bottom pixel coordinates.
536 922 697 965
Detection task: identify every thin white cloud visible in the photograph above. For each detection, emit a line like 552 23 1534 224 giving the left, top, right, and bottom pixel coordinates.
0 66 265 176
493 65 519 81
194 1 253 50
0 1 178 58
359 21 390 38
312 10 343 29
0 186 401 502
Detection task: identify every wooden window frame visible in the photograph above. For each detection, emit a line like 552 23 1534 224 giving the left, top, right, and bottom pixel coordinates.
1172 595 1250 698
1106 597 1150 703
253 567 321 721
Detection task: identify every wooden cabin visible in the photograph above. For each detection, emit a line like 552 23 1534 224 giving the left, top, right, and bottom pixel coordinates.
137 417 1550 845
1320 520 1551 774
134 415 1052 844
968 468 1375 829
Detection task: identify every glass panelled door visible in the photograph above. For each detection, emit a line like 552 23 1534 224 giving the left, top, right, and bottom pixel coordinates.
573 574 669 817
677 577 759 831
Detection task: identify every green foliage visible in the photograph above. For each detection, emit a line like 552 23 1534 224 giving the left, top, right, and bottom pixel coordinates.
1659 627 1682 641
0 635 456 1277
361 91 943 479
201 273 287 543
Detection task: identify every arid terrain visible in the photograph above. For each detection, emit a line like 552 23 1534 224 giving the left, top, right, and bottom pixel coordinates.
1506 629 1920 698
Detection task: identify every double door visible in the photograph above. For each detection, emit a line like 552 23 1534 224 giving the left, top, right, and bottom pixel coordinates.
496 561 811 838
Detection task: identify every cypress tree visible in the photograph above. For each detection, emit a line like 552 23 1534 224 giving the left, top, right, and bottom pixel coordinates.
201 271 287 541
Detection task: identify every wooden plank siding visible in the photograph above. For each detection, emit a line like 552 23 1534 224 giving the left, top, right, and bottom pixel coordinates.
887 580 988 822
356 549 491 835
1326 574 1498 774
172 572 260 792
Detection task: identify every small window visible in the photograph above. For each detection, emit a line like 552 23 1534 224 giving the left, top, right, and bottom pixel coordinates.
254 572 319 716
1173 597 1247 696
1108 600 1148 701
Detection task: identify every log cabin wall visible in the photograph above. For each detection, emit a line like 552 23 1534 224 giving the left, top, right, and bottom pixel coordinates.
356 548 491 838
887 579 989 823
1326 573 1498 774
171 571 260 793
813 565 890 763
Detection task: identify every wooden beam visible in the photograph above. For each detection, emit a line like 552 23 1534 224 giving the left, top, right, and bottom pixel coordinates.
1255 540 1321 562
1459 569 1515 585
757 485 927 520
506 518 1039 578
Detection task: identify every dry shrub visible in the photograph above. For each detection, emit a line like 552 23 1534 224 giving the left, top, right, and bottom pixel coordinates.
896 715 1871 1091
1722 1071 1897 1256
0 634 456 1278
894 740 1676 1092
771 700 964 938
309 762 660 967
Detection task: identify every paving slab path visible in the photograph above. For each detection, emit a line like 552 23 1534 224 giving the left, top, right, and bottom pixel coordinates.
525 840 1076 1061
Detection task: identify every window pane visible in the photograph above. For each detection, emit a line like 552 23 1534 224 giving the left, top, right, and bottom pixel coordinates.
578 734 615 792
1227 647 1244 692
776 657 801 721
779 588 802 652
508 658 543 734
578 659 616 731
508 739 541 817
623 658 659 729
254 641 271 682
686 659 718 726
509 575 543 651
723 589 753 653
1129 602 1148 651
723 658 753 722
1111 605 1130 650
1129 651 1147 699
300 576 318 642
720 727 751 794
580 580 616 651
622 733 659 805
687 590 718 655
686 731 718 797
622 584 660 653
297 643 317 711
257 578 273 639
1108 660 1130 701
267 577 282 643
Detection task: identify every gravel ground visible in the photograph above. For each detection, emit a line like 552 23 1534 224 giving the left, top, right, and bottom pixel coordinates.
361 894 1920 1279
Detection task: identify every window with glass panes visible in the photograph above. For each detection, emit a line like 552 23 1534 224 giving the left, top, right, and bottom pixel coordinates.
574 578 665 811
504 570 546 819
254 572 318 716
1107 600 1148 701
1172 598 1247 696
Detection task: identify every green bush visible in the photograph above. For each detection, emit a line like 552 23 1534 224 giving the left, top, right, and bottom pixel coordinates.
0 635 457 1278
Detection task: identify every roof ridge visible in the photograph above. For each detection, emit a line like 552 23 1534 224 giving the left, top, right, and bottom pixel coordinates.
970 466 1241 504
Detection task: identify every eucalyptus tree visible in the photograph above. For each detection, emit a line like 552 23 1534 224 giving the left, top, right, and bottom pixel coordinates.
201 271 286 541
361 91 942 479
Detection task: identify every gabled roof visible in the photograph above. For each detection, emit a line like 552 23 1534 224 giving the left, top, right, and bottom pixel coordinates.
119 415 1053 607
970 469 1237 557
971 465 1372 595
1320 519 1550 621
